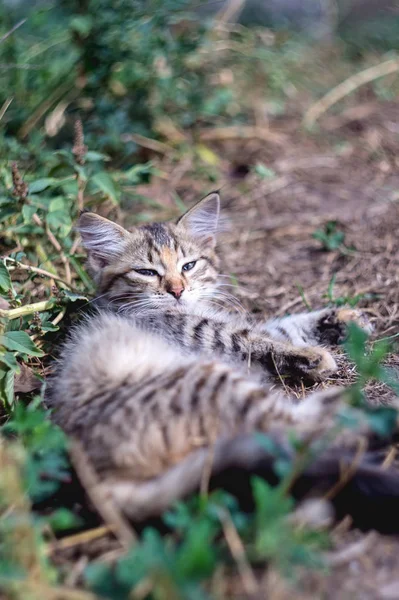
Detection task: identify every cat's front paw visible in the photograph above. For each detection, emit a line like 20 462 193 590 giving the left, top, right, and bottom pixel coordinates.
317 307 373 345
292 347 338 381
336 308 373 334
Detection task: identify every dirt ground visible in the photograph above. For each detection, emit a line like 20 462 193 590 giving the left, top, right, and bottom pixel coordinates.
217 102 399 599
50 100 399 598
167 100 399 598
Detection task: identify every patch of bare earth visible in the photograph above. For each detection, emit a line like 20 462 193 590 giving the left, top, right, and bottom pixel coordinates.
150 101 398 598
204 102 399 598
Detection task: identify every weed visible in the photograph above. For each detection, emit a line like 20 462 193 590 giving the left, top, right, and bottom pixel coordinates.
312 221 346 252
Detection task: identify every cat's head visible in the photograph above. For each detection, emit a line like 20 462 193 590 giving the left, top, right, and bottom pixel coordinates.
78 192 221 313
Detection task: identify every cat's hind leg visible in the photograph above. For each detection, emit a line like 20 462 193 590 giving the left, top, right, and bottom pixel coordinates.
261 307 372 348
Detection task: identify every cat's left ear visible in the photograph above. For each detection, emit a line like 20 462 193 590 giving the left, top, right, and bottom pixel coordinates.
176 192 220 246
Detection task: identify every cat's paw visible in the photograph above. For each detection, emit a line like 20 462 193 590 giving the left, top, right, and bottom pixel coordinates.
317 307 373 345
288 346 337 381
336 308 373 334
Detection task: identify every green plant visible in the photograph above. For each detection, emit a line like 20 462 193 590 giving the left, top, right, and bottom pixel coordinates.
345 323 399 416
312 221 346 252
323 274 369 308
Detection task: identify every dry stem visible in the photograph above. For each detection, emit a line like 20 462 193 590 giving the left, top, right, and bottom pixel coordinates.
304 58 399 128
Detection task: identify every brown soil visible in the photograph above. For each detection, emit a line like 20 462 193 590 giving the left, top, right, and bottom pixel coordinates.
212 101 399 599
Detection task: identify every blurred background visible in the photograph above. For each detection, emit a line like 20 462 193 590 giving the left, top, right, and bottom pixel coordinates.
1 0 399 162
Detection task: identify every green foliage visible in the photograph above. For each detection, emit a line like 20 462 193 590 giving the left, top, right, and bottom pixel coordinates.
2 398 69 502
324 274 372 308
344 323 399 433
0 0 313 160
86 517 218 599
251 479 328 576
253 163 276 180
312 221 346 252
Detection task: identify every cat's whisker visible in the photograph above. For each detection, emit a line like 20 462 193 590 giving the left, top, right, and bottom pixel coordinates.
211 290 247 314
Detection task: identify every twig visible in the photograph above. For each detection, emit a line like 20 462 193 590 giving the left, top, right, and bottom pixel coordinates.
6 258 73 288
19 78 75 139
381 445 397 469
199 126 286 145
68 440 137 550
5 581 98 600
32 213 72 284
324 531 376 567
122 132 173 154
0 97 13 122
200 435 217 498
0 19 26 45
48 525 112 553
304 58 399 128
70 236 81 257
73 119 87 212
324 437 367 501
218 508 259 597
0 299 55 321
215 0 246 25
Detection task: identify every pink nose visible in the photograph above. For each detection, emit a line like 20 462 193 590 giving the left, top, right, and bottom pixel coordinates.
168 286 184 299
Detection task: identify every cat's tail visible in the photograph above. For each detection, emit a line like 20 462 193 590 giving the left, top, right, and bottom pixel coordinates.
105 433 399 533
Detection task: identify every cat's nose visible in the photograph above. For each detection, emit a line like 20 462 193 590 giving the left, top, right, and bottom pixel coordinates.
168 286 184 300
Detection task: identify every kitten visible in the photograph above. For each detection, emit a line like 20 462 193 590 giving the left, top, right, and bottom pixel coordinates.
77 192 371 381
46 193 399 528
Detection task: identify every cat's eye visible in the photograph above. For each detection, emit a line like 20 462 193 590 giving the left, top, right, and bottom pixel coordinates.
182 261 197 272
134 268 159 277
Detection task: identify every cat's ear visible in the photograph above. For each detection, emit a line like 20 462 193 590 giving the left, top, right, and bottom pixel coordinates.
177 192 220 246
78 212 129 272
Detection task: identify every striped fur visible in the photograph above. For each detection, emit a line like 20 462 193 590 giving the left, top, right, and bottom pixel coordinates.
46 313 370 520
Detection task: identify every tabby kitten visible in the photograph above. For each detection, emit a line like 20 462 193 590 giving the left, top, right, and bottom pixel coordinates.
46 193 399 527
77 192 371 381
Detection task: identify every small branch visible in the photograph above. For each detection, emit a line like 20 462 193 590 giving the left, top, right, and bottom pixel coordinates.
6 258 73 288
304 58 399 128
0 299 55 320
0 97 13 123
218 508 259 596
47 525 112 553
324 532 376 567
0 19 26 45
69 440 137 550
32 213 72 284
199 125 286 145
121 132 172 154
5 581 98 600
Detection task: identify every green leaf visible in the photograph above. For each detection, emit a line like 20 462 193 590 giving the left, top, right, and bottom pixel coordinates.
1 331 44 357
22 204 37 223
29 178 59 194
45 508 83 532
344 322 368 365
70 15 93 37
85 151 110 162
0 367 15 406
0 206 18 223
91 172 119 205
0 261 12 293
254 163 276 179
0 352 20 372
366 407 398 437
